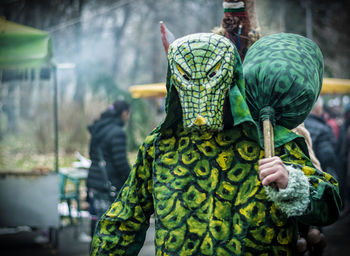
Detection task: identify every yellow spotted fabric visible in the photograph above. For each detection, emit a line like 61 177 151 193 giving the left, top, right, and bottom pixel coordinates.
90 124 341 255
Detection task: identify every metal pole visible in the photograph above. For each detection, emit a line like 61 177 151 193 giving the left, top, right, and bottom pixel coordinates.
53 66 59 173
305 0 313 40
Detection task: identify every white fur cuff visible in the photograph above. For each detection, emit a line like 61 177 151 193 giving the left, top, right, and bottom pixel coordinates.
265 165 310 217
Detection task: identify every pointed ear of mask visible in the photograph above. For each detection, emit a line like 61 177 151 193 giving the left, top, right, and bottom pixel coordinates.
160 21 176 54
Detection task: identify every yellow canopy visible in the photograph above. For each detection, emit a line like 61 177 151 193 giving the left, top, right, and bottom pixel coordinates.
321 78 350 95
129 78 350 98
129 83 167 98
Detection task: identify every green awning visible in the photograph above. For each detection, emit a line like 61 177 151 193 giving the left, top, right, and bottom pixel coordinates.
0 18 53 69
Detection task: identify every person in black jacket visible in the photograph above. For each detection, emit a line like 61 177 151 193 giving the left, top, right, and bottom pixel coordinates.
304 97 339 256
338 103 350 212
87 100 131 237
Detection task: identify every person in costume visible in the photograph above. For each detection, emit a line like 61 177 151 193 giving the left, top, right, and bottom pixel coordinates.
90 33 341 255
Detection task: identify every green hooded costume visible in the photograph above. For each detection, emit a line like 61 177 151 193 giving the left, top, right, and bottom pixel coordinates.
91 33 341 256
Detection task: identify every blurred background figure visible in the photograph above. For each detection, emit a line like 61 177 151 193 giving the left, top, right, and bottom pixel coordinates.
324 105 340 140
304 97 339 179
86 100 131 238
338 103 350 213
303 97 340 255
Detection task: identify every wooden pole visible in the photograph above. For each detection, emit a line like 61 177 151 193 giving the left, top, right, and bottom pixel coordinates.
246 0 260 31
263 119 278 189
263 119 274 157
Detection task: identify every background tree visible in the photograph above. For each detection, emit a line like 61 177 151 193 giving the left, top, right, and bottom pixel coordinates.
0 0 349 171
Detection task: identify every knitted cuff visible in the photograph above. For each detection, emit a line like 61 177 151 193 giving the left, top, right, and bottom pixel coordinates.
265 165 310 217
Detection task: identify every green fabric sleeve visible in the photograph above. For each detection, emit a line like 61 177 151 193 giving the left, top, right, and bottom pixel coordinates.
279 140 342 226
90 135 155 256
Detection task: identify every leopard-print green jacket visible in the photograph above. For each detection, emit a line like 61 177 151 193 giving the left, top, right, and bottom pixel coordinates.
91 123 341 256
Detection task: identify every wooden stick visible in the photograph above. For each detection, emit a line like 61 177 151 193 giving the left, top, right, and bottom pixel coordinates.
270 121 275 156
246 0 260 31
263 119 278 189
263 119 274 157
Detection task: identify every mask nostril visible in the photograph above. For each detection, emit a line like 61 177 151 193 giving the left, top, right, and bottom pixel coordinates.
193 115 207 126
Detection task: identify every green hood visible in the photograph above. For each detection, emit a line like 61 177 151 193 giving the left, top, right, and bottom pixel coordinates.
156 33 255 134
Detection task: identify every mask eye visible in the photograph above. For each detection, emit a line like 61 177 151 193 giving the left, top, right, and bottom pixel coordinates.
208 62 221 79
182 74 190 81
176 64 190 81
208 71 216 78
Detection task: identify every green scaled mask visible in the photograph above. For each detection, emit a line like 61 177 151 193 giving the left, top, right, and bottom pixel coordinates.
167 33 237 131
